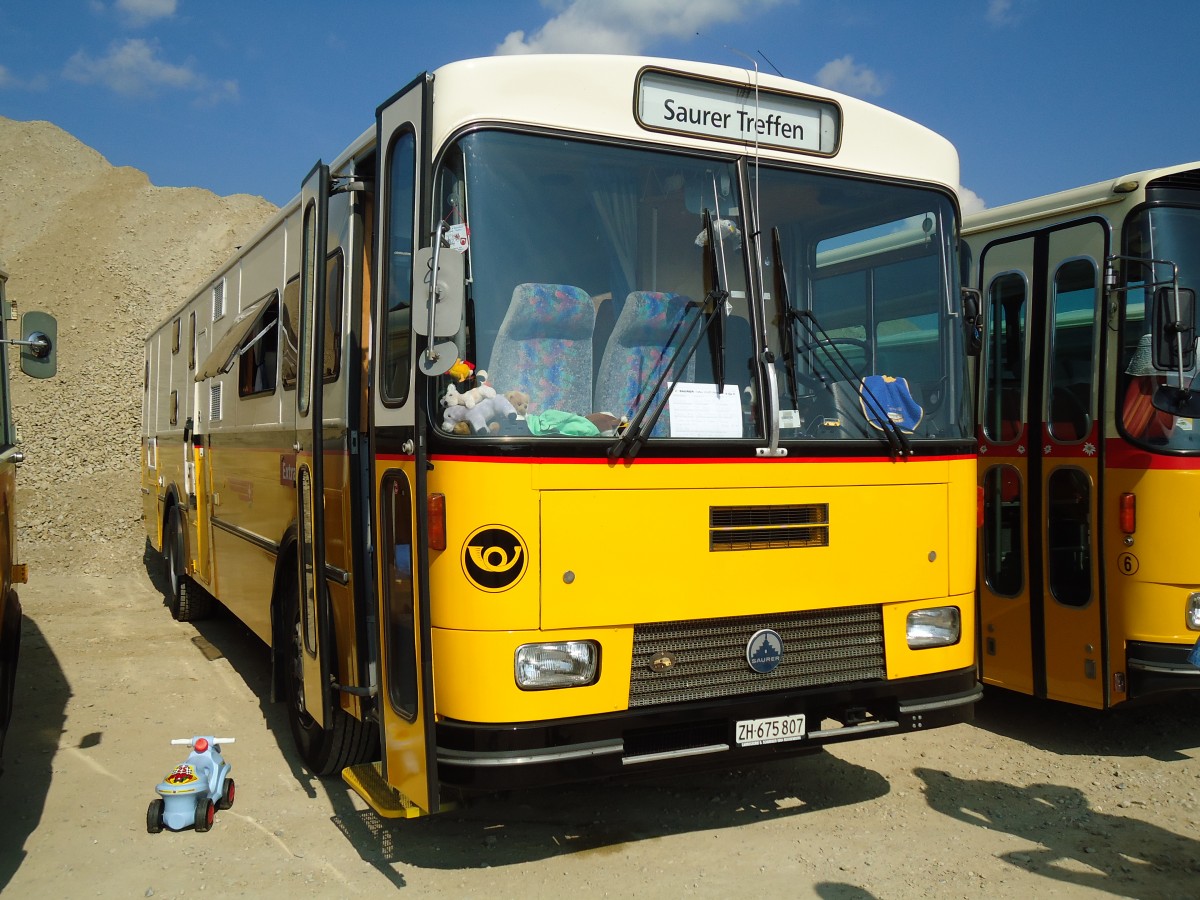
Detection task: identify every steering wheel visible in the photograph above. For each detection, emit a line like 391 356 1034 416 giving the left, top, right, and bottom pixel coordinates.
806 337 869 383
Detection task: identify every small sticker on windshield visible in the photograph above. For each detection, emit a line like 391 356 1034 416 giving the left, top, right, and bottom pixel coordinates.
445 224 470 253
778 409 802 429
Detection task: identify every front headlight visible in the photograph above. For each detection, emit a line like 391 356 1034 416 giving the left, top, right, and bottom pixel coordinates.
515 641 600 690
906 606 961 649
1187 593 1200 631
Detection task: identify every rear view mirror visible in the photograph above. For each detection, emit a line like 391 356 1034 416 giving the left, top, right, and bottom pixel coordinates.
412 245 464 338
961 287 983 357
19 310 57 379
1151 286 1196 371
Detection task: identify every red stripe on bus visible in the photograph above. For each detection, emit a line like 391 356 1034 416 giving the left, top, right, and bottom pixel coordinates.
1105 439 1200 470
376 453 977 465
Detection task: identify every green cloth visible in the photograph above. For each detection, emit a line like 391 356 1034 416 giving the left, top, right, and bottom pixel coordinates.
525 410 600 436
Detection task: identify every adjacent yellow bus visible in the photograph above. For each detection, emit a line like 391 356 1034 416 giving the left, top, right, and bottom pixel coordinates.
0 267 57 774
142 55 980 817
964 161 1200 708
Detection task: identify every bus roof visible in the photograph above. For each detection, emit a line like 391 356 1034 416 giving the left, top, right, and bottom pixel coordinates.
963 160 1200 236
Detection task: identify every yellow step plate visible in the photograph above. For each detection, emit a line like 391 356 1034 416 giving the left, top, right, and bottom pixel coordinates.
342 762 428 819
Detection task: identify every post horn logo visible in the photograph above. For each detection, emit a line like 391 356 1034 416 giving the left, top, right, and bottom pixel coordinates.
462 525 528 592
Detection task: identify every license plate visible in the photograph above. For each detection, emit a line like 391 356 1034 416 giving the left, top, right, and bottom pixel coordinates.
735 713 806 747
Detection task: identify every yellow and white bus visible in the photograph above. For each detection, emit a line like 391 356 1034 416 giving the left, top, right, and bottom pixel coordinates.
0 267 57 774
142 55 980 817
964 161 1200 708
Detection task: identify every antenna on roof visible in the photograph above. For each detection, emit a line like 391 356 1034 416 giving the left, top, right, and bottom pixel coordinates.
757 51 783 77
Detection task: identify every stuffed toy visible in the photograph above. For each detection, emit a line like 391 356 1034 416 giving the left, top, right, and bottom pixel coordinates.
443 370 496 410
443 392 518 434
441 404 473 434
447 358 475 383
586 412 622 435
505 390 530 417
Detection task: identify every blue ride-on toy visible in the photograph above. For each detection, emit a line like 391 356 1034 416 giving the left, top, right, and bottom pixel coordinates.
146 736 235 833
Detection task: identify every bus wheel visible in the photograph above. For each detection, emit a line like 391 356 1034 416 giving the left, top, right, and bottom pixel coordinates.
282 565 375 776
164 507 211 622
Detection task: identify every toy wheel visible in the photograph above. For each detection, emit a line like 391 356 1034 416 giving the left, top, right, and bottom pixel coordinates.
195 797 215 833
218 777 235 810
146 799 164 834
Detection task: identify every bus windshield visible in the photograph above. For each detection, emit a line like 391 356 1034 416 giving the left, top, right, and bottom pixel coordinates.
758 165 969 441
1119 205 1200 452
424 129 967 444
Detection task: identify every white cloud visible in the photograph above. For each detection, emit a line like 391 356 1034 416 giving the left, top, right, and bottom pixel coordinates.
986 0 1021 26
814 55 887 98
116 0 177 27
496 0 781 55
63 38 235 104
0 64 49 92
958 185 987 214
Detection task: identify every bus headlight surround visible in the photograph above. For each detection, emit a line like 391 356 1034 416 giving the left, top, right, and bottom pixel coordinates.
515 641 600 690
906 606 961 649
1187 593 1200 631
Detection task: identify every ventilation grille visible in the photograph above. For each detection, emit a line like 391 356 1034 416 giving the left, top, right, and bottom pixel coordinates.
1147 169 1200 192
209 382 223 421
710 503 829 551
629 605 885 708
212 278 226 320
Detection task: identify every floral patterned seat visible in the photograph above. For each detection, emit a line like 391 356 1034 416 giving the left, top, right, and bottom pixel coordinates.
594 291 698 436
488 283 595 417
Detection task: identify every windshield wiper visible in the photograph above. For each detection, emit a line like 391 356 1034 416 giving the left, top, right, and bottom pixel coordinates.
609 209 729 461
771 227 801 407
782 294 911 459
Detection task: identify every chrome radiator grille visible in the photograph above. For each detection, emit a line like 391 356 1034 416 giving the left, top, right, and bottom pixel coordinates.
629 606 885 708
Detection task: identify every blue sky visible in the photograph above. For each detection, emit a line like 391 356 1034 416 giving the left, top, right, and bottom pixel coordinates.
2 0 1198 213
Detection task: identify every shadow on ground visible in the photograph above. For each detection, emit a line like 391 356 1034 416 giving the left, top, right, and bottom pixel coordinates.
973 686 1200 762
0 617 71 891
918 765 1199 896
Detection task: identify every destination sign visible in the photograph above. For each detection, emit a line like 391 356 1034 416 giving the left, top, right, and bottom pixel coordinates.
636 69 840 155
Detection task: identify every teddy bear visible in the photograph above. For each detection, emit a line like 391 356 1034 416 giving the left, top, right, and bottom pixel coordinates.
504 390 530 418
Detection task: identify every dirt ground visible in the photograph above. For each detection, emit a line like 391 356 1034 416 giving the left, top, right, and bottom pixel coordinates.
0 536 1197 899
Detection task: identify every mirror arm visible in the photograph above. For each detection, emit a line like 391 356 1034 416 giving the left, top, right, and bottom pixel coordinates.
0 333 52 358
422 222 448 369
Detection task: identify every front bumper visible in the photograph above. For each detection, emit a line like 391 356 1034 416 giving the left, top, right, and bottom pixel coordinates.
435 666 980 791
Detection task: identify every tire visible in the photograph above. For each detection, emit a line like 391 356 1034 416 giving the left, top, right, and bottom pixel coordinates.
195 798 214 833
218 777 235 810
164 506 212 622
146 799 164 834
281 563 375 776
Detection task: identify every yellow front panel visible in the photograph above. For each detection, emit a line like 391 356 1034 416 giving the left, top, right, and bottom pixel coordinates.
432 626 633 722
540 482 950 630
882 593 975 680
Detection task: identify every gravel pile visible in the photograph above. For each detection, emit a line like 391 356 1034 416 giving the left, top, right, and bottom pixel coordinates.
0 116 277 575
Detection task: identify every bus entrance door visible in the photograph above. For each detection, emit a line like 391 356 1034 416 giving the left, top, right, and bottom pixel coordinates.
351 81 441 817
1037 224 1105 708
979 237 1036 695
294 161 334 731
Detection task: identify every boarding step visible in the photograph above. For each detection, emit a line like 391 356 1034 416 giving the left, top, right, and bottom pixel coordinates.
342 762 429 819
